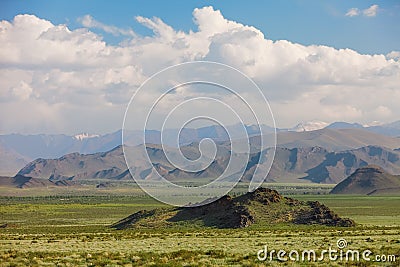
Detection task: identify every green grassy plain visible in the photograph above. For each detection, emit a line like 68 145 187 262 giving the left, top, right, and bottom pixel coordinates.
0 185 399 266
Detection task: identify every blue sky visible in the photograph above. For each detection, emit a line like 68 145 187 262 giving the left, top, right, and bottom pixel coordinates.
1 0 399 55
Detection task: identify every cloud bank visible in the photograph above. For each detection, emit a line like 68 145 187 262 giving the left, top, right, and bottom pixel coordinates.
0 6 399 134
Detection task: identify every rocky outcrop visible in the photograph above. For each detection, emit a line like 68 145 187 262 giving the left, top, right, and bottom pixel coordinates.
111 187 355 229
295 201 355 227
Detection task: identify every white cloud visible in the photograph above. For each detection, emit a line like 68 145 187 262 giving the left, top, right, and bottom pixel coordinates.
135 16 176 40
0 7 399 134
345 8 360 17
79 15 136 37
10 81 33 100
386 51 400 61
346 4 379 17
363 4 379 17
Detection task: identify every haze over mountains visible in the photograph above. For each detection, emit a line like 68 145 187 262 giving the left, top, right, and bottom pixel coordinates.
0 124 271 176
1 121 399 188
1 120 400 175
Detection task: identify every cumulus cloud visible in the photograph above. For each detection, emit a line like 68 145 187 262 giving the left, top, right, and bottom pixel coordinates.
0 7 399 134
346 4 379 17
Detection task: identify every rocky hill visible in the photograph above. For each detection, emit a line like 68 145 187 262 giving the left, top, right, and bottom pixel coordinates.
111 188 355 229
330 166 400 195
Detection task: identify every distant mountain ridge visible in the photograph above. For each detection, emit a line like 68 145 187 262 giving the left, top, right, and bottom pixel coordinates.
325 122 364 129
303 146 400 183
326 121 400 137
0 142 30 176
1 121 399 176
0 175 74 188
15 143 400 185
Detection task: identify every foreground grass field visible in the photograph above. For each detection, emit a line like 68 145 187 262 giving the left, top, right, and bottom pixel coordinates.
0 188 399 266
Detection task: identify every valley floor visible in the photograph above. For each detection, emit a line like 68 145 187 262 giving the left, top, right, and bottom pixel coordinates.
0 189 399 266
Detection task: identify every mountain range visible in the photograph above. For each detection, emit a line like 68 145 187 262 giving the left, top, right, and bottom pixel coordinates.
1 121 399 187
0 124 272 176
15 142 400 185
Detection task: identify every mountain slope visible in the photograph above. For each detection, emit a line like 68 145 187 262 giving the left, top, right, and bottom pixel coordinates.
324 120 400 137
0 142 29 176
330 166 400 195
16 144 232 182
304 146 400 183
247 146 328 183
0 124 271 159
365 120 400 137
111 188 355 229
3 125 400 177
17 145 129 181
0 124 269 176
16 144 400 185
0 175 74 188
325 122 364 130
243 145 400 183
275 128 400 151
289 121 328 132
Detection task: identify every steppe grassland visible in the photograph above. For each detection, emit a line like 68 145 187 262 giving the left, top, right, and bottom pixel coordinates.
0 186 399 266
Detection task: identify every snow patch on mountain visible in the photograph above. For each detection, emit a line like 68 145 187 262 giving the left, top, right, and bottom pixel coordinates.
74 133 100 141
290 121 328 132
363 121 383 127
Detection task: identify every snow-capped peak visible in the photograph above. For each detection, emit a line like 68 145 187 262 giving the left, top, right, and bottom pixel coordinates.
363 121 383 127
290 121 328 132
74 133 99 141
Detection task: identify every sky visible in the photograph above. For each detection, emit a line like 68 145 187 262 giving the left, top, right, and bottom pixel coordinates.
0 0 399 134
